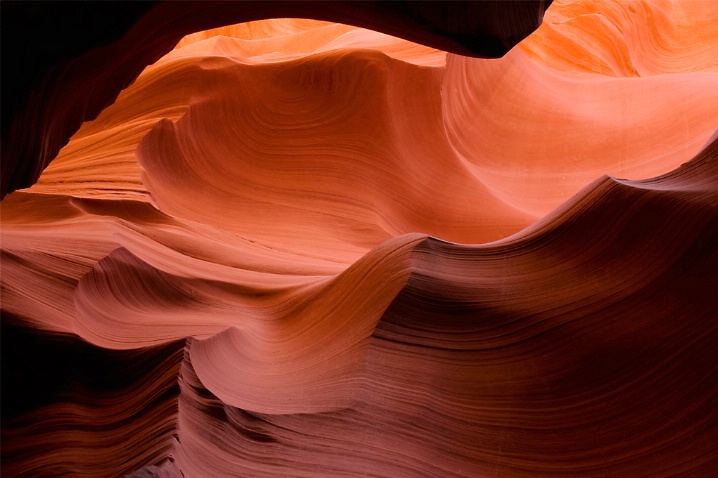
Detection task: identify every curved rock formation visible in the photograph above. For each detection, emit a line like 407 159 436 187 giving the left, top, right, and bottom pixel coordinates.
1 0 551 199
1 326 184 477
2 1 717 477
177 138 718 477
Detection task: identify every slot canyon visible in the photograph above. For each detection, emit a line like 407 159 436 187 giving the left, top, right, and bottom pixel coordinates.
1 1 717 477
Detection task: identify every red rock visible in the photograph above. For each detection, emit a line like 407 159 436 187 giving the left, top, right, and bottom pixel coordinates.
2 3 716 476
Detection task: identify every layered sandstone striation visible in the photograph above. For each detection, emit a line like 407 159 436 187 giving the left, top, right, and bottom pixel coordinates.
2 1 717 476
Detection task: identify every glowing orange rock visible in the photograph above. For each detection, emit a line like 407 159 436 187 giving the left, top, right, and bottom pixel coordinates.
2 2 717 476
